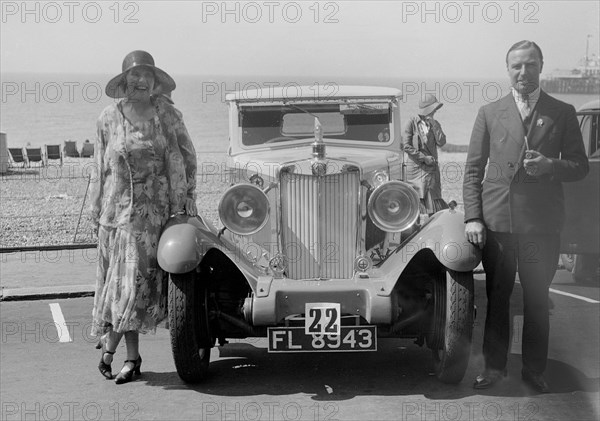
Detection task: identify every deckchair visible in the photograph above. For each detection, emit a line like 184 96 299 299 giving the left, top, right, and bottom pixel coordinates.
25 147 44 167
8 147 27 167
44 144 63 166
80 142 94 158
63 140 79 158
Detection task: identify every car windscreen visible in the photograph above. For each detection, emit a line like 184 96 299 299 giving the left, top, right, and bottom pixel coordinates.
239 103 392 146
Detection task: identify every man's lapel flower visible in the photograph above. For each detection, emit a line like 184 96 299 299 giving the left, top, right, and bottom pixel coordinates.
536 118 544 127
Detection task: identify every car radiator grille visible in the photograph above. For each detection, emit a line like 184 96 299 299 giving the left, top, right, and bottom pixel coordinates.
280 171 359 279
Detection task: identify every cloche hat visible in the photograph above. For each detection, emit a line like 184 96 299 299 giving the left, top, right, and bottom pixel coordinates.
105 50 176 98
418 94 443 116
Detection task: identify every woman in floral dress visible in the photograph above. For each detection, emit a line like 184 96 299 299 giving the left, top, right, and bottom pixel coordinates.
90 51 197 384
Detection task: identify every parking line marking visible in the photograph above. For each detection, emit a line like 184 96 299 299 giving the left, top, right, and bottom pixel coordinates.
49 303 72 343
549 288 600 304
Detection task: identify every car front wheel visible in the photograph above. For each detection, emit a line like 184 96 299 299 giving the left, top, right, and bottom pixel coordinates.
429 269 475 384
168 271 212 383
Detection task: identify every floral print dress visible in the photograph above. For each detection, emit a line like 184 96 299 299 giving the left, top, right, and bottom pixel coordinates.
90 99 196 335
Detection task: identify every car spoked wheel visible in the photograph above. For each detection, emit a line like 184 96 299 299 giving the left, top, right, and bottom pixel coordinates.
168 271 213 383
429 269 474 383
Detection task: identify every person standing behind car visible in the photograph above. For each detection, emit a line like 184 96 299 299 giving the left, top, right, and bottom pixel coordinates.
91 50 197 385
402 94 447 214
463 40 589 393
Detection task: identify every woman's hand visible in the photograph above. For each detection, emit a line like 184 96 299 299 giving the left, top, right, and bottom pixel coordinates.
423 156 436 166
184 198 197 216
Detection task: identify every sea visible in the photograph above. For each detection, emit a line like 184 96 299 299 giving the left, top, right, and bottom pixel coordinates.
1 73 598 156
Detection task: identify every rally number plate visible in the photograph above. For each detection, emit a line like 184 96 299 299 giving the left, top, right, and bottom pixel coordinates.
305 303 341 335
267 326 377 353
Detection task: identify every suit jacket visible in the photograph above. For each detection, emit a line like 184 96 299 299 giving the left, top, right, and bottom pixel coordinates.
463 91 589 234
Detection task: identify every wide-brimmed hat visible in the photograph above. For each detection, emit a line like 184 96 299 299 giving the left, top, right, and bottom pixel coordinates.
105 50 176 98
418 94 443 116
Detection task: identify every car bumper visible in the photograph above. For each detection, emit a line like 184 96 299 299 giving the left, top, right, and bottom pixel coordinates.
247 277 393 325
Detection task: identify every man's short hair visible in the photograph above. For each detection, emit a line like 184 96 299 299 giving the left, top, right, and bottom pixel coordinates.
505 40 544 65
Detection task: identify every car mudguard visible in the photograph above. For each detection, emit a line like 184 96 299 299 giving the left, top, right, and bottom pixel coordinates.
157 215 262 292
406 209 482 272
375 209 482 295
157 214 216 274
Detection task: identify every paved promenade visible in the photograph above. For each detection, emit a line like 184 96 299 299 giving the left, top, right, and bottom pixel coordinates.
0 247 96 300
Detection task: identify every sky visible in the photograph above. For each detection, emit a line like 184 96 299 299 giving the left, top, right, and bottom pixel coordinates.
1 0 599 79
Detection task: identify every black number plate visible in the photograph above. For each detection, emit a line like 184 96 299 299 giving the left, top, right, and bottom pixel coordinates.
267 326 377 353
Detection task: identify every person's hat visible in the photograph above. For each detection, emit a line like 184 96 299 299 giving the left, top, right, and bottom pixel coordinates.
418 94 443 116
105 50 176 98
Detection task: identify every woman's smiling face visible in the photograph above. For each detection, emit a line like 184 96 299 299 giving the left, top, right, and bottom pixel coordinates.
124 67 156 101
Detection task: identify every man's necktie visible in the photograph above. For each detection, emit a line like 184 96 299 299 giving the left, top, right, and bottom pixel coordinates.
521 93 531 121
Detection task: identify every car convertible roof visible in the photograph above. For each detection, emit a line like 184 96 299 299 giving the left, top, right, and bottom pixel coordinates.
225 85 402 102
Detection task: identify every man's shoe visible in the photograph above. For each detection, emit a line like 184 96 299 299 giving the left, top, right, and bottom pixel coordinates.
522 370 550 393
473 368 507 389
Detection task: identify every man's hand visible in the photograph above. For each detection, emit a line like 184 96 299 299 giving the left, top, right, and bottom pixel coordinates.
523 150 553 176
465 220 486 249
184 198 198 216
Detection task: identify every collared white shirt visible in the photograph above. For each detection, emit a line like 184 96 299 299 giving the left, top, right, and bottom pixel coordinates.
512 87 540 120
418 117 430 135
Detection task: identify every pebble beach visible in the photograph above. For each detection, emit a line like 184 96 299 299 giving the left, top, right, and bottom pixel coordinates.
0 152 468 248
0 154 230 248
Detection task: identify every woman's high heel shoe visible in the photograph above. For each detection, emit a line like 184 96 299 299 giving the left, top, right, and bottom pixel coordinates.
97 337 115 380
115 355 142 384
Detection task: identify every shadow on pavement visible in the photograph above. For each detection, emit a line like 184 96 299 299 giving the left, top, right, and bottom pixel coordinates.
137 341 598 401
135 278 599 402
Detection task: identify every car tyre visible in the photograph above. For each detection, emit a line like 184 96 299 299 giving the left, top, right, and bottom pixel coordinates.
430 269 474 384
168 271 212 383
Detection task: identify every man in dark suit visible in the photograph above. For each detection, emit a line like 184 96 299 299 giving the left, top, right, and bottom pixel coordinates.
463 40 589 393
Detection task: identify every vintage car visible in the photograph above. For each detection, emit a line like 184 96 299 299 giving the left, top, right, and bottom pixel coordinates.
560 99 600 282
157 86 481 384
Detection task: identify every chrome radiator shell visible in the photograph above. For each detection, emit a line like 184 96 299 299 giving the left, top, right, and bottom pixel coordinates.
279 169 360 279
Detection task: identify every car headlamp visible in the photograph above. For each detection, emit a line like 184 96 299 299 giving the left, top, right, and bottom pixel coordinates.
219 184 269 235
367 180 420 232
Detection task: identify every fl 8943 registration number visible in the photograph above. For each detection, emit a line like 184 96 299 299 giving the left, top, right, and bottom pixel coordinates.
267 303 377 353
